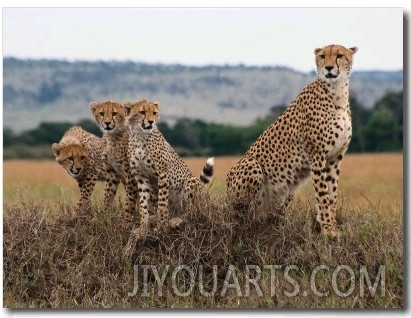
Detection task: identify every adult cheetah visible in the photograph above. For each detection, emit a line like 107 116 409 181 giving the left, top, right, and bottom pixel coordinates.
52 126 108 216
226 44 358 238
124 99 215 235
90 100 138 220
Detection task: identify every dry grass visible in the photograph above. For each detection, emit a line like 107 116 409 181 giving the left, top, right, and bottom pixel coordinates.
3 153 403 206
3 153 403 308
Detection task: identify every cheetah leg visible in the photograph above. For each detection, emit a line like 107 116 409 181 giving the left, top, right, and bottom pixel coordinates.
103 169 120 207
310 153 339 238
76 176 97 218
283 194 294 211
183 177 202 201
167 177 202 222
156 171 170 232
324 151 347 236
136 177 153 236
124 173 138 223
227 159 264 211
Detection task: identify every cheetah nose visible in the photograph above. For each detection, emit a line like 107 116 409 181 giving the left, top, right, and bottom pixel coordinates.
148 120 154 125
325 66 334 72
104 121 111 126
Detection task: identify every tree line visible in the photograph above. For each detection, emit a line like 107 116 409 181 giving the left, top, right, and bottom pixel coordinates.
3 90 403 160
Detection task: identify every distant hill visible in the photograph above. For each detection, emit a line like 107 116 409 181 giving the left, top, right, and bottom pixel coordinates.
3 57 403 133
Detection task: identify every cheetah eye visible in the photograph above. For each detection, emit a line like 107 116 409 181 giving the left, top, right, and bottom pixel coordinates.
139 111 146 115
336 54 343 59
80 156 86 160
153 112 157 116
319 54 325 59
99 112 104 116
68 156 74 161
112 112 118 116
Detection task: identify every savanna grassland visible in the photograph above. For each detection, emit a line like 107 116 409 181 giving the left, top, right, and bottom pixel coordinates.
3 153 403 308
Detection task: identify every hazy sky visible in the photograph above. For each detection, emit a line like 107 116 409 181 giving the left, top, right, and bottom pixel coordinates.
2 7 404 72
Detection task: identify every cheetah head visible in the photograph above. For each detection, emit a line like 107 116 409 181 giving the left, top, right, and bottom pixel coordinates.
90 100 127 133
124 99 160 134
315 45 357 83
52 142 89 178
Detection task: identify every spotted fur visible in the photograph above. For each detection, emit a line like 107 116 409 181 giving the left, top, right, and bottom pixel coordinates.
52 126 107 216
125 99 215 235
90 99 138 220
226 44 358 238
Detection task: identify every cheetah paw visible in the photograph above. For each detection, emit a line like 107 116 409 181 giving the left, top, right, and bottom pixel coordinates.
148 215 158 227
169 217 184 229
322 227 341 242
122 226 148 256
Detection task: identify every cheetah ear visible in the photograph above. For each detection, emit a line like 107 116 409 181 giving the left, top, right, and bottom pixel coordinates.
52 143 60 156
153 101 160 110
89 102 99 112
123 101 134 115
349 46 358 54
314 48 322 55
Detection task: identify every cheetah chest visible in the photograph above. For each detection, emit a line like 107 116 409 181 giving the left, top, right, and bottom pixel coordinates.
106 145 124 168
130 140 156 177
329 108 352 157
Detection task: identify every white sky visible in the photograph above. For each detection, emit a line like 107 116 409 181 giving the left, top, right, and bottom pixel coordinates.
2 5 404 72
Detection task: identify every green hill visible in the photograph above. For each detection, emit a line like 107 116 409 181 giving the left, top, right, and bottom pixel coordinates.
3 57 402 133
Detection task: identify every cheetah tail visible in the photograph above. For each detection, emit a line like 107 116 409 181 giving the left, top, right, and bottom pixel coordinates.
199 157 215 184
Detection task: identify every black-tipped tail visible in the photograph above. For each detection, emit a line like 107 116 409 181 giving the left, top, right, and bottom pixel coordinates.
199 157 215 184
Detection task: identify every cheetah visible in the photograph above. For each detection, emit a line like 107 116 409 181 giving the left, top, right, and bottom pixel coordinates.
124 99 215 235
90 99 137 220
52 126 108 216
226 44 358 238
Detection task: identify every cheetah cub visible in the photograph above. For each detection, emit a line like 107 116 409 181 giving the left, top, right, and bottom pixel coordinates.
226 44 358 238
124 99 215 236
52 126 107 217
90 100 138 220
